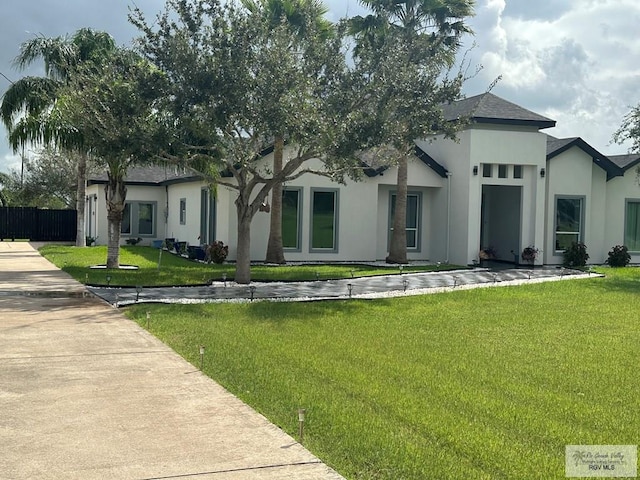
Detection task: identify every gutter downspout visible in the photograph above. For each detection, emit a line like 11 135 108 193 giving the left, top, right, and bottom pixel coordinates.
446 172 452 263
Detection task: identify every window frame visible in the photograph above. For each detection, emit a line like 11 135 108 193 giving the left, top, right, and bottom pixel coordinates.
309 188 339 253
389 191 422 252
513 165 523 179
282 187 303 252
624 198 640 252
554 195 585 253
120 201 157 238
179 198 187 225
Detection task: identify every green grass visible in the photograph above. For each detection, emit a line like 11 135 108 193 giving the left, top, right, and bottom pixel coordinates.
39 244 462 286
124 267 640 479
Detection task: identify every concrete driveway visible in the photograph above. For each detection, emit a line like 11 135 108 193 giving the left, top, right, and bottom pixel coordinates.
0 242 344 480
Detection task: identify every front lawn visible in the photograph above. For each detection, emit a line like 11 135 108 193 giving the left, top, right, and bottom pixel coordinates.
125 267 640 479
39 244 461 286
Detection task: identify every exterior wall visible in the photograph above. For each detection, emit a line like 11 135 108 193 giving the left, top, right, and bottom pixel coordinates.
605 166 640 264
166 181 205 245
544 148 608 264
219 155 446 262
419 124 547 265
86 183 167 247
544 147 607 265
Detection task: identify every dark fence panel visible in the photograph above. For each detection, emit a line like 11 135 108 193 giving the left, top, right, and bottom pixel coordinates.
0 207 77 241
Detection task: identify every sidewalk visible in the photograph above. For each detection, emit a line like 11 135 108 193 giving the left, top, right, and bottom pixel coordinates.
0 242 344 480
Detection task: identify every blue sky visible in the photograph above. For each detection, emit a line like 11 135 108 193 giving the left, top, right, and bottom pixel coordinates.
1 0 639 173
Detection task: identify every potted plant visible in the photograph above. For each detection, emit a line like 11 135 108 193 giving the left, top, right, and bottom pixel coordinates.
478 246 497 267
521 246 539 264
206 241 229 264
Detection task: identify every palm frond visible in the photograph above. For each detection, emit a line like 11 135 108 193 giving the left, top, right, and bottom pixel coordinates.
0 76 60 129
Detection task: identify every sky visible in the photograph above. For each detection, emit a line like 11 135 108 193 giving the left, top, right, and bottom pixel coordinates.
1 0 639 173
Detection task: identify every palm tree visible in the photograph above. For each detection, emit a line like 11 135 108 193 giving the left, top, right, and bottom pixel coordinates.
242 0 332 264
0 29 116 247
353 0 473 264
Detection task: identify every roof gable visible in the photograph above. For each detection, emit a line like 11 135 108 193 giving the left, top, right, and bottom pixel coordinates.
444 92 556 130
608 153 640 172
546 136 623 181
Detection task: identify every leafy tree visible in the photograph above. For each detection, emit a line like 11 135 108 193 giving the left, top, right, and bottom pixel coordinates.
0 172 13 206
241 0 333 264
56 48 167 268
351 0 474 264
2 147 81 209
0 29 117 246
131 0 366 284
614 104 640 154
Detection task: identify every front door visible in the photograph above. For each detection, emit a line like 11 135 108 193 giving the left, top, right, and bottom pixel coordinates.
480 185 522 263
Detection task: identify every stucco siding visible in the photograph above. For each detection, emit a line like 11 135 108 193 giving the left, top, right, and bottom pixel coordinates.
604 167 640 263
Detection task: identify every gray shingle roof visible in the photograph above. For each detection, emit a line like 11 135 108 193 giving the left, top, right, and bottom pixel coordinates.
88 164 201 186
608 153 640 171
444 92 556 129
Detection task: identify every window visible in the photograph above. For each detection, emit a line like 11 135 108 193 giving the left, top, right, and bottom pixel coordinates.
121 201 156 237
390 192 421 250
310 189 338 251
482 164 492 178
498 164 507 178
513 165 523 179
625 200 640 251
282 189 302 250
555 197 584 251
121 203 131 235
179 198 186 225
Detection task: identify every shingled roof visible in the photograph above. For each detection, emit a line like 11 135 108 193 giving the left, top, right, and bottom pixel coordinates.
444 92 556 129
88 165 201 186
546 136 623 180
608 153 640 172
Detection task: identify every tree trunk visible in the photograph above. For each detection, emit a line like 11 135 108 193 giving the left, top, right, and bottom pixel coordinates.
386 155 408 264
265 136 286 264
235 202 252 284
75 152 87 247
105 171 127 269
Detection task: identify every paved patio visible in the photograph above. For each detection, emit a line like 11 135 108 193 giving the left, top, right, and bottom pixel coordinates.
87 265 595 307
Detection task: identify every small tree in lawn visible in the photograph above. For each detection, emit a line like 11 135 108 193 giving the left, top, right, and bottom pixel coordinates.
350 0 475 264
57 48 166 268
131 0 368 284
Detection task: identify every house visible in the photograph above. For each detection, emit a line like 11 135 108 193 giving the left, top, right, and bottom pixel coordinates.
86 93 640 266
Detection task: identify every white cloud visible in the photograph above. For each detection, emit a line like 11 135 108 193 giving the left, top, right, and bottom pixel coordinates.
463 0 640 154
0 152 22 174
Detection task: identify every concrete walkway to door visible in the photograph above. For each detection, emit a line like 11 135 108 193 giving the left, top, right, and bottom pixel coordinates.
0 242 344 480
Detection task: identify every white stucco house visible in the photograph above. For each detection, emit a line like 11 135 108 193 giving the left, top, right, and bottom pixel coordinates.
85 93 640 266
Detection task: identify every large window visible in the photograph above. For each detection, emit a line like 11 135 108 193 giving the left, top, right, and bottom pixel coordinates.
625 200 640 251
310 189 338 251
390 192 421 250
282 189 302 250
121 201 156 237
555 197 584 251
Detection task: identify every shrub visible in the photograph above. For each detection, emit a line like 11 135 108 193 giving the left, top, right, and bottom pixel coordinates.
206 241 229 264
607 245 631 267
521 246 539 263
563 242 589 267
125 237 142 246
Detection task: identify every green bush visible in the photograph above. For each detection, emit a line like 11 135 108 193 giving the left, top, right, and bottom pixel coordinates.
563 242 589 267
206 241 229 264
606 245 631 267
